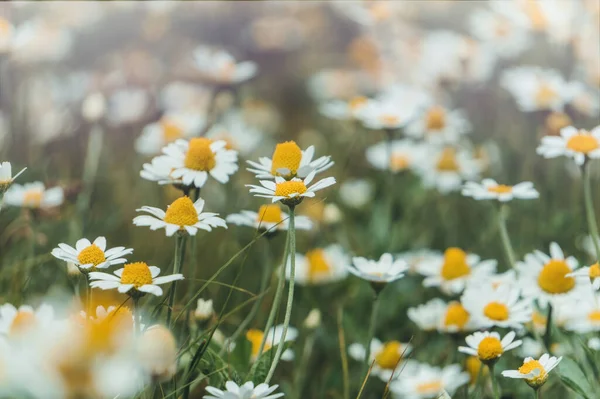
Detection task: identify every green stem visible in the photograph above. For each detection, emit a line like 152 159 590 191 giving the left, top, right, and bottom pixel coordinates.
337 306 350 399
166 234 187 328
534 387 541 399
295 331 317 399
497 204 517 269
364 293 381 371
543 304 553 353
490 364 500 399
265 207 297 384
133 297 141 337
583 164 600 262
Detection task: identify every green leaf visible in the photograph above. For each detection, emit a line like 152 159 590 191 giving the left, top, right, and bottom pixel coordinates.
248 341 293 384
557 357 593 399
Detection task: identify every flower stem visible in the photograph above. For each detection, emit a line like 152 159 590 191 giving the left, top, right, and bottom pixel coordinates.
583 164 600 262
86 282 93 318
490 364 500 399
337 306 350 399
265 206 297 384
364 293 381 372
535 387 541 399
166 234 187 328
133 297 141 337
497 204 517 269
543 304 553 353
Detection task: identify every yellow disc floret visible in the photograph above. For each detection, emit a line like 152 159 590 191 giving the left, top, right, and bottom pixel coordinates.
535 84 558 108
164 196 199 227
160 119 183 142
488 185 513 194
436 148 459 172
483 302 510 321
444 302 470 330
9 311 36 336
425 106 447 131
390 154 410 172
23 190 43 207
120 262 153 287
306 249 331 282
566 133 599 154
440 248 471 281
184 138 216 171
588 310 600 323
477 337 503 361
246 329 269 358
270 141 302 177
415 381 443 395
375 341 403 369
589 263 600 279
274 180 307 198
518 359 547 387
256 204 283 225
537 260 575 294
77 244 106 267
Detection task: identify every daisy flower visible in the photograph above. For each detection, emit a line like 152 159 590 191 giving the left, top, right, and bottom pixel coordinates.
365 140 423 174
568 262 600 290
0 303 54 338
502 353 562 389
205 112 263 156
358 93 424 131
285 244 349 285
246 324 298 362
500 66 572 112
160 138 238 188
407 298 447 332
390 363 469 399
51 236 133 272
462 284 532 329
338 179 374 209
347 253 408 284
417 247 497 295
89 262 183 297
458 331 522 365
204 381 283 399
247 170 336 207
537 125 600 166
462 179 539 202
405 105 471 145
0 162 27 193
318 96 369 121
397 249 443 275
133 196 227 236
469 270 518 291
193 46 257 86
415 146 482 194
246 140 333 180
226 204 313 232
106 87 150 126
562 292 600 333
140 155 182 186
135 112 205 156
348 338 414 381
468 7 531 58
517 242 584 307
2 182 64 209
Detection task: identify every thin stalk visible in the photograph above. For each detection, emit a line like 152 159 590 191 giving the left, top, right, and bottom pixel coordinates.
337 306 350 399
497 204 517 269
364 293 381 371
166 234 187 328
583 164 600 262
490 364 500 399
86 283 93 318
265 207 297 384
534 388 540 399
133 297 141 337
543 304 553 353
295 331 317 399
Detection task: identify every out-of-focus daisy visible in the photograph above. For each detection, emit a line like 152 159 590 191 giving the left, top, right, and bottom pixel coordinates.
415 146 482 194
319 96 369 121
588 337 600 351
160 138 238 188
194 299 214 321
537 125 600 166
133 196 227 236
205 112 263 156
89 262 183 297
247 170 336 207
562 292 600 333
500 67 572 112
135 113 206 156
462 284 532 329
583 235 600 261
138 325 177 382
458 331 522 365
204 381 283 399
358 86 428 131
10 19 73 63
568 81 600 117
465 356 488 386
81 91 106 123
348 338 413 381
517 242 584 307
51 237 133 272
347 253 408 284
405 105 471 145
286 245 349 285
193 46 257 86
106 87 150 126
469 270 517 291
502 353 562 389
390 363 469 399
544 111 573 137
439 301 477 333
226 204 313 232
407 298 446 332
417 247 497 295
568 262 600 290
462 179 539 202
519 337 545 359
140 156 182 186
398 249 443 275
0 162 27 193
338 179 374 209
3 182 64 209
246 324 298 362
247 140 333 180
469 7 531 58
0 303 54 338
365 140 423 174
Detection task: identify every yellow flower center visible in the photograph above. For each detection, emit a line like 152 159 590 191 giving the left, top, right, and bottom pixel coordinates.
440 248 470 281
375 341 403 369
390 153 410 172
483 302 510 321
494 19 511 37
120 262 153 287
436 148 459 172
77 244 106 268
477 337 503 361
518 360 546 384
380 114 399 126
545 112 571 136
0 18 11 35
488 185 513 194
588 310 600 323
256 204 283 224
306 249 331 282
184 138 216 171
589 263 600 279
274 180 307 198
349 96 368 111
218 60 236 81
163 196 199 226
9 311 36 336
415 381 443 395
23 190 43 207
443 302 470 329
270 141 302 176
566 133 599 154
466 356 488 385
532 311 547 328
537 260 575 294
425 106 447 131
246 329 270 358
160 119 184 143
535 83 558 107
369 2 392 21
523 1 547 31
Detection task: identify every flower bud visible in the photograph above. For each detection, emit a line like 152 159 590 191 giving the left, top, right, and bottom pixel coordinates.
137 325 177 382
194 298 214 321
303 309 321 329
